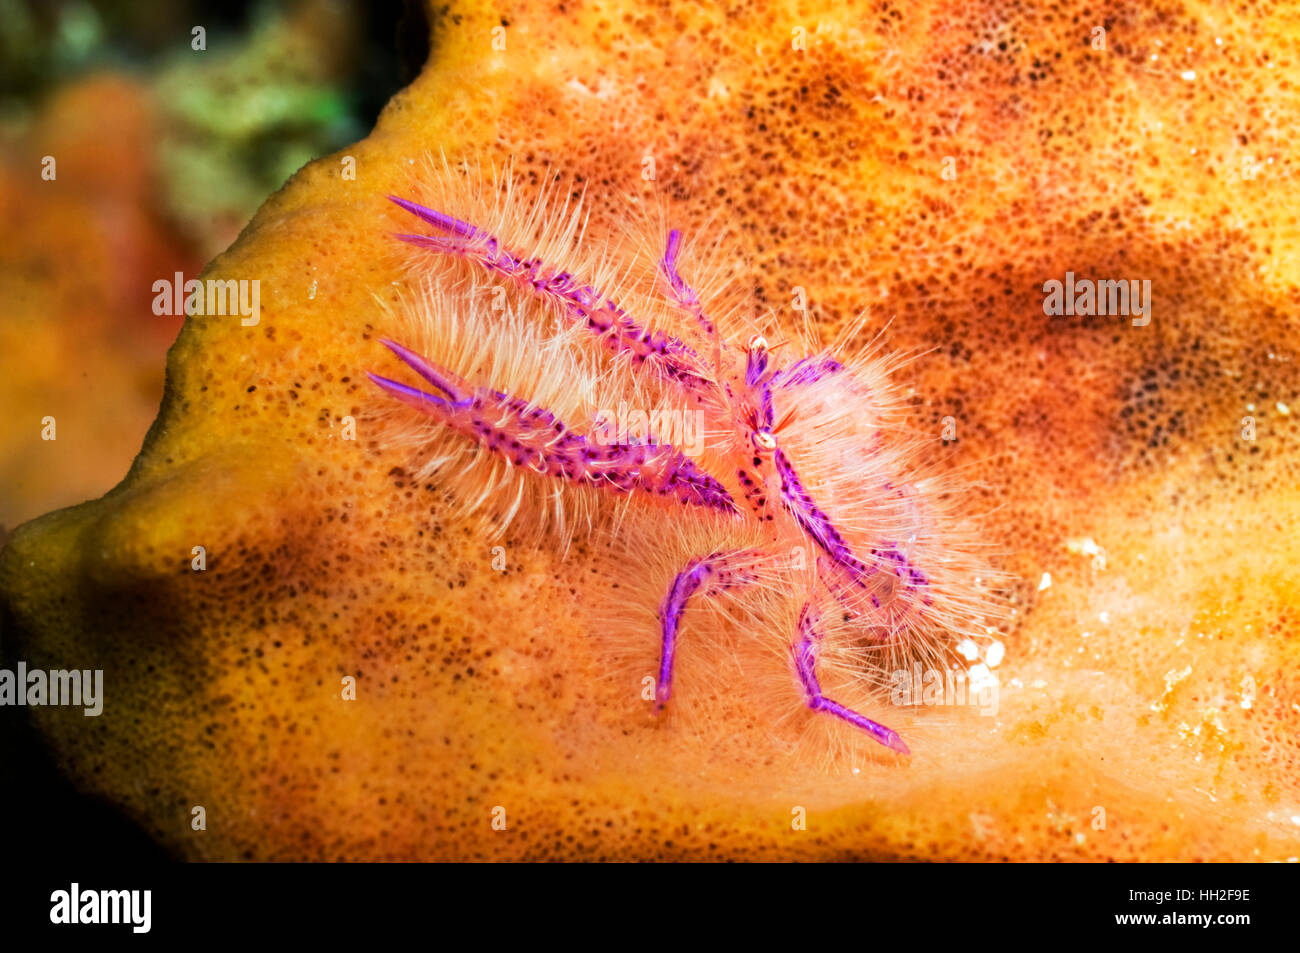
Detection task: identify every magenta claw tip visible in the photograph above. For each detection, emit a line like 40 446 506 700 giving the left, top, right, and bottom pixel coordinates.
388 195 478 238
886 732 911 756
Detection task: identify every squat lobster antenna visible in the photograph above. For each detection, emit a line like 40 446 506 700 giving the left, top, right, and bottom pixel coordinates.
659 227 726 386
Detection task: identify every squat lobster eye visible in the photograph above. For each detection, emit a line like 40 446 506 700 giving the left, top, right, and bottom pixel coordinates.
753 429 777 451
748 334 791 355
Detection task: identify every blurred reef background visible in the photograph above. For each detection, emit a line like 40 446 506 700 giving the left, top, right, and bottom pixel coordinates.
0 0 423 531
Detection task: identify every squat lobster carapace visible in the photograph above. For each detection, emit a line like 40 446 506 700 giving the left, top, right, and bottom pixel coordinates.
370 173 1001 757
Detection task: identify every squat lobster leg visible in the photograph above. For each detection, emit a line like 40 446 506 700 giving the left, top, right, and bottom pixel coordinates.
791 606 910 754
774 447 934 621
655 549 767 709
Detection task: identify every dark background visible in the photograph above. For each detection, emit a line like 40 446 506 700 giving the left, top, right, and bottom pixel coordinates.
0 0 425 865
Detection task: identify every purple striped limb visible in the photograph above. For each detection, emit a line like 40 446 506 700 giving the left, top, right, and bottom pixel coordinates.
655 549 766 709
659 228 729 379
774 355 844 388
774 449 932 615
660 226 733 382
792 607 910 754
774 448 877 588
659 229 715 337
873 544 932 593
817 556 880 618
369 339 736 512
389 197 712 390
